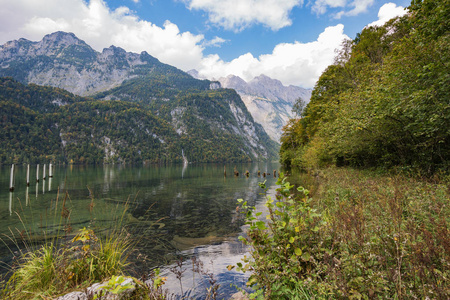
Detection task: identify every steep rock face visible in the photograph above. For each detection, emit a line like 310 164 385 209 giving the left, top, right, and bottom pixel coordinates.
0 32 158 96
218 74 312 143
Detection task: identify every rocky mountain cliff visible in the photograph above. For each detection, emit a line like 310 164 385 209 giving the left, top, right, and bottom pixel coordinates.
217 74 311 143
0 32 278 164
0 31 166 96
188 70 311 143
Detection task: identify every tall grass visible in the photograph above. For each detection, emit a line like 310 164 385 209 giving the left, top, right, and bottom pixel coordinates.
0 188 135 299
1 227 132 298
315 168 449 299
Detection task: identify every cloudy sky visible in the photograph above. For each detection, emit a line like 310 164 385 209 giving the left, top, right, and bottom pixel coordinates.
0 0 409 88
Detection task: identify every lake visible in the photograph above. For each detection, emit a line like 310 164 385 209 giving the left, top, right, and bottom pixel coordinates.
0 162 290 298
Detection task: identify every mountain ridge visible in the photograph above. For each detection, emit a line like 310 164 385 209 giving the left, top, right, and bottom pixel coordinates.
0 31 162 96
0 32 278 164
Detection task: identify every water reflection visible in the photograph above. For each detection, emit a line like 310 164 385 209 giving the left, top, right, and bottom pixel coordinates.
9 192 12 216
182 161 187 179
0 163 284 298
26 186 29 206
159 183 279 299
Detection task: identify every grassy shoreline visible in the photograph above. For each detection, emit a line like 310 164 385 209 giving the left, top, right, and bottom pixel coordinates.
238 167 449 299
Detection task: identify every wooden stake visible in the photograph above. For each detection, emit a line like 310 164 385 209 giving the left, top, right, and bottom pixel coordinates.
49 163 53 177
43 164 46 180
36 164 40 183
26 164 30 186
9 164 14 192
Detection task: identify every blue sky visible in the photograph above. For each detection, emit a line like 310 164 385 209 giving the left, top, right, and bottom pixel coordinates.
0 0 410 88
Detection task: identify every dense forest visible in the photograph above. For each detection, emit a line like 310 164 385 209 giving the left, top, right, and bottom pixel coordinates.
280 0 449 174
0 77 276 165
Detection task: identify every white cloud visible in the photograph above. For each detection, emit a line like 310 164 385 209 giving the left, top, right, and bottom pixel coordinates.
183 0 302 31
367 3 407 27
312 0 346 15
312 0 374 18
0 0 205 70
202 36 228 47
335 0 375 19
196 24 349 88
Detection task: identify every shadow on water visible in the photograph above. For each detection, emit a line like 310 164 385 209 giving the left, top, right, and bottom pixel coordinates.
0 162 290 297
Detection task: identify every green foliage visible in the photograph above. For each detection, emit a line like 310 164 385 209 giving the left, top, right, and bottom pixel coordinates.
280 0 450 174
93 275 134 300
237 169 450 299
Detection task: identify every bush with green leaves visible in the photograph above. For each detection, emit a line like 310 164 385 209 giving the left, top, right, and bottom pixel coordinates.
236 174 329 299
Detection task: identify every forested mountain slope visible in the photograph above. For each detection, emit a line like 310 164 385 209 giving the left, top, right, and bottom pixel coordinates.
95 76 278 162
0 32 278 164
280 0 449 173
0 77 276 164
0 77 181 164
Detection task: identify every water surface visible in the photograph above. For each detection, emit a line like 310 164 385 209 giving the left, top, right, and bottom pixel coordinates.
0 162 283 298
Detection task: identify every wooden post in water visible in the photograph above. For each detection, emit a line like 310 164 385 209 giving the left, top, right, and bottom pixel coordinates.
49 163 53 178
9 164 15 192
36 164 40 183
26 164 30 186
43 164 47 180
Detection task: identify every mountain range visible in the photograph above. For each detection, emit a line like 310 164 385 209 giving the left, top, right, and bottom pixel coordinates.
0 32 278 164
